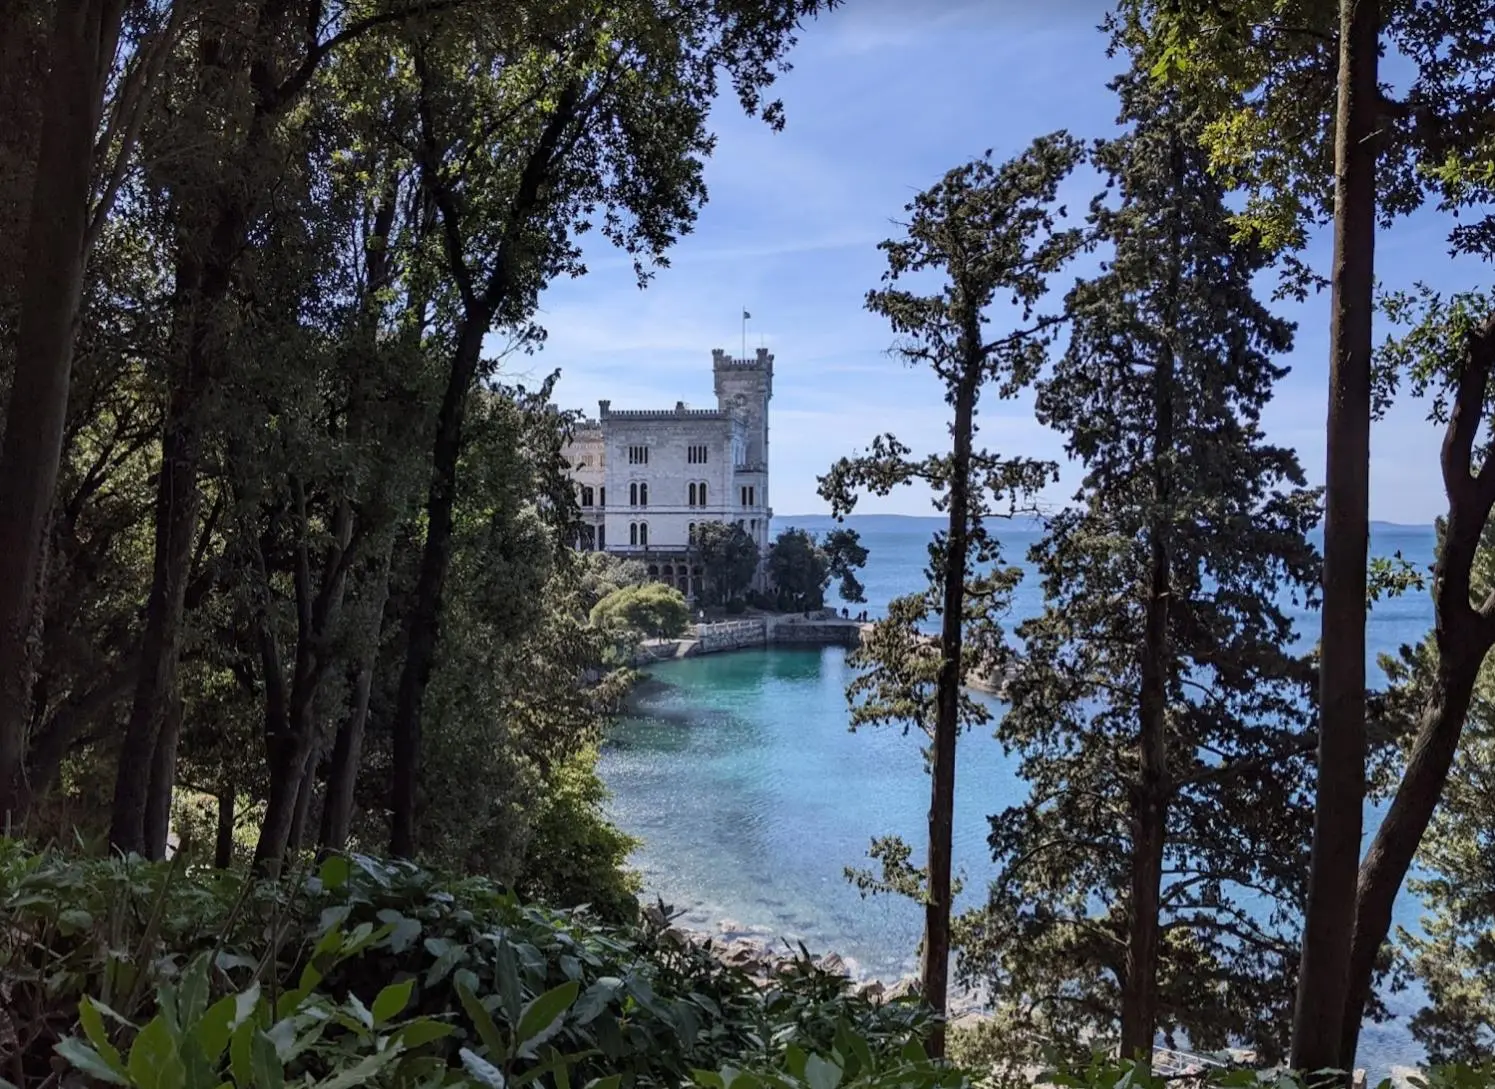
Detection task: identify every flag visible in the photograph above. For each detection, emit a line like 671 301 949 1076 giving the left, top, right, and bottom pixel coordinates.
742 309 751 320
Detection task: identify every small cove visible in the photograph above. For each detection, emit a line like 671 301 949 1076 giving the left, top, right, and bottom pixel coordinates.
598 517 1440 1077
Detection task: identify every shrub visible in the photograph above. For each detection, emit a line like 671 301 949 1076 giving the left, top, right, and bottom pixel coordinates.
0 845 934 1089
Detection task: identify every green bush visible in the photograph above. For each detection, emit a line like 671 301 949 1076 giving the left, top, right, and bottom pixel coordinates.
0 844 934 1089
590 584 690 640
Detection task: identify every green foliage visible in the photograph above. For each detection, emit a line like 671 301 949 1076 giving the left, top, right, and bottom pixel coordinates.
1116 0 1495 262
768 528 831 611
823 529 870 606
767 528 869 612
694 1033 970 1089
2 846 935 1089
591 584 691 641
955 66 1322 1068
694 523 762 608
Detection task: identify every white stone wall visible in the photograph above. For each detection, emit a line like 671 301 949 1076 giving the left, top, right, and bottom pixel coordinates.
560 348 775 595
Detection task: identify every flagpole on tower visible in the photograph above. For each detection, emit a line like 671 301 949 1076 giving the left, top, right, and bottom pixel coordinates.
741 307 751 359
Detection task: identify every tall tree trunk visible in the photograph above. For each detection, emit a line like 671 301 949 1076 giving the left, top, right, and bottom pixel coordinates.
286 743 320 855
1122 227 1178 1059
0 0 123 822
1337 318 1495 1066
214 784 235 868
389 320 486 858
109 365 207 854
320 541 394 853
1291 0 1380 1075
923 367 977 1059
142 696 183 859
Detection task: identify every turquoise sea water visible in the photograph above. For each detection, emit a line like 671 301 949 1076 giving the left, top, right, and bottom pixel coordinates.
598 516 1440 1074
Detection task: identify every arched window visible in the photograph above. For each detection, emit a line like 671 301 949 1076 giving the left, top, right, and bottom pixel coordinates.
629 522 638 546
688 482 697 506
580 485 594 507
639 522 649 548
688 522 696 542
698 481 707 505
639 482 649 507
629 482 638 506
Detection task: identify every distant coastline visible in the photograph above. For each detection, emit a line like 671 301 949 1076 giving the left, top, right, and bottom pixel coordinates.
773 512 1436 532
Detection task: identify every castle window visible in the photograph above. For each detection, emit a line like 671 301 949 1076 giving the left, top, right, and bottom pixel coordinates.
689 522 696 542
639 522 649 548
580 485 594 507
688 482 697 506
598 524 606 549
629 482 637 506
639 482 649 507
750 519 757 535
687 444 709 464
599 487 606 507
698 481 707 505
628 445 649 465
630 522 638 547
749 486 755 506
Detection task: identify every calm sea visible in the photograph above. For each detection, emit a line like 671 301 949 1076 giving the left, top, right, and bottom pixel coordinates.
597 515 1439 1075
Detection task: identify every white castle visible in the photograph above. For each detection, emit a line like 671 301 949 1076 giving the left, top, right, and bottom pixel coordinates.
563 347 773 600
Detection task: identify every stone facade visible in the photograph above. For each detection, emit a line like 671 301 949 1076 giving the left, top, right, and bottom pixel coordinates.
563 347 774 599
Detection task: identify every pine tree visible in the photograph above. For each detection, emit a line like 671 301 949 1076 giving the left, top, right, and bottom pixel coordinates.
954 70 1321 1070
819 134 1083 1056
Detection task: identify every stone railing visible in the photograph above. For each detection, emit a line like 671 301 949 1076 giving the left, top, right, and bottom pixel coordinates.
691 619 767 653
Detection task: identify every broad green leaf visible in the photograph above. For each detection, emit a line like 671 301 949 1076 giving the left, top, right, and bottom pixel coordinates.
194 995 239 1066
250 1029 283 1089
372 978 415 1025
128 1016 186 1089
456 980 507 1057
79 997 125 1072
345 992 374 1031
319 854 351 890
494 942 523 1025
179 954 213 1028
392 1018 456 1050
459 1047 507 1089
315 1048 400 1089
56 1037 130 1086
804 1055 842 1089
515 981 578 1053
229 1020 254 1089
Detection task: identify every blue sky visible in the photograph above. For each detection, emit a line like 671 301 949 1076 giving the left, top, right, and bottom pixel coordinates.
509 0 1487 524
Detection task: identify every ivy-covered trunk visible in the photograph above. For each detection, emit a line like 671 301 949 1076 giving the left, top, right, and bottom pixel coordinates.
1292 0 1381 1071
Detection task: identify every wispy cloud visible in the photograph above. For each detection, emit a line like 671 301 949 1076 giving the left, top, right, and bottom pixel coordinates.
506 2 1465 522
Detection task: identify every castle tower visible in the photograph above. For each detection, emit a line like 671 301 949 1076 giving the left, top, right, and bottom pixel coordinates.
712 346 773 472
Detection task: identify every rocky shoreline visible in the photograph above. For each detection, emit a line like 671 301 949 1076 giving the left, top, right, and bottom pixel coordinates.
644 904 988 1024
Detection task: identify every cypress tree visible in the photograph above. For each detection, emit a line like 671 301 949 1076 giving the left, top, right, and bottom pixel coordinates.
955 67 1322 1070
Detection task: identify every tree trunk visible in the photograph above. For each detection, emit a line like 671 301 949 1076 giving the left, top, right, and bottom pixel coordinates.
1291 0 1380 1075
389 319 487 858
286 743 320 855
214 785 235 869
0 0 123 822
923 367 978 1059
320 541 393 853
254 723 314 875
1338 647 1481 1066
108 377 206 855
142 695 183 859
1337 319 1495 1064
1122 214 1178 1059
